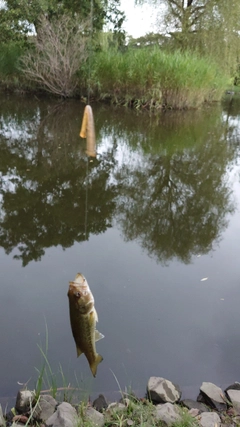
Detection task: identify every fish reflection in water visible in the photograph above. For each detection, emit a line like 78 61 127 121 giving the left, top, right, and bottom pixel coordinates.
68 273 104 377
80 105 96 157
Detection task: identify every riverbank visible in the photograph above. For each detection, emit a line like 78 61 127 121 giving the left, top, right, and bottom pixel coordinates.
0 43 229 110
1 377 240 427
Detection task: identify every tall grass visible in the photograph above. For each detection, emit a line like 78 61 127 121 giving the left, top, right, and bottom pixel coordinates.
90 47 228 109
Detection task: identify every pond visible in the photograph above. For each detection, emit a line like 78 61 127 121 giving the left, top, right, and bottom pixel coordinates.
0 94 240 405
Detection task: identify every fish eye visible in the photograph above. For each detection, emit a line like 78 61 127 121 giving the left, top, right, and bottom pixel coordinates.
75 292 81 298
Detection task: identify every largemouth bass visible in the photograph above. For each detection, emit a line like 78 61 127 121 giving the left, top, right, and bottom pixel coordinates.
68 273 104 377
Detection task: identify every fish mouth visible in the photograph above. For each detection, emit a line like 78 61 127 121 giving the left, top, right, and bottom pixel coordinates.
69 273 89 289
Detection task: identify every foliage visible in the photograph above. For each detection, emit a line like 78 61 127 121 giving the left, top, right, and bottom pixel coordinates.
91 47 227 109
135 0 240 80
0 40 25 75
0 0 125 44
20 14 89 97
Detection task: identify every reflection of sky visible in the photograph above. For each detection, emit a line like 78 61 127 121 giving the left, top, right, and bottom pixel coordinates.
1 103 240 401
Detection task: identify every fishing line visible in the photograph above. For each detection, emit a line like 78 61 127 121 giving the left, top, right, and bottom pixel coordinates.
87 0 94 105
84 155 89 241
82 0 95 243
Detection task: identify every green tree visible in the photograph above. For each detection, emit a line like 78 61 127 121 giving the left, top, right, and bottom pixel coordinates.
135 0 240 78
0 0 125 43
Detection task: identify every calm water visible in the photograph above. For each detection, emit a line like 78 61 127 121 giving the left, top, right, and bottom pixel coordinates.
0 94 240 404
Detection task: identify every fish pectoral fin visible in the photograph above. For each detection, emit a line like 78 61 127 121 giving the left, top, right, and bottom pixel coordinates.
95 329 104 342
90 354 103 377
76 346 83 357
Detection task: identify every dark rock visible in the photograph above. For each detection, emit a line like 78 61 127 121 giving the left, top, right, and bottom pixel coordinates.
181 399 210 413
225 383 240 392
147 377 181 404
5 409 15 423
15 390 35 413
93 394 108 412
198 382 227 411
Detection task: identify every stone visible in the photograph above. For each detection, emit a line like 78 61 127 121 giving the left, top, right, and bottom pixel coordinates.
0 405 5 427
225 383 240 392
225 390 240 413
155 403 181 425
13 415 29 424
106 402 125 412
46 402 77 427
93 394 108 412
199 411 221 427
147 377 181 404
181 399 210 413
33 395 57 421
188 408 199 417
15 390 36 413
85 407 105 427
199 382 227 411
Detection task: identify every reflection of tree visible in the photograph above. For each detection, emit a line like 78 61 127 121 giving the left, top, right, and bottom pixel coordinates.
115 120 236 264
0 99 117 266
0 97 237 265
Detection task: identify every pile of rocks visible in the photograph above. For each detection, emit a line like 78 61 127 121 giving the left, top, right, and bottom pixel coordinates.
1 377 240 427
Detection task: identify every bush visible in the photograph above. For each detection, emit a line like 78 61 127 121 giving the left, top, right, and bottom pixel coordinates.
90 47 228 109
20 14 90 97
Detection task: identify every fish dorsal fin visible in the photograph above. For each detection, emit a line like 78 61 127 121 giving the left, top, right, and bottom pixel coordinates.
95 329 104 342
76 346 83 357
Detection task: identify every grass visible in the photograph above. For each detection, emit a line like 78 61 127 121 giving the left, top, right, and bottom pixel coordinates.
90 47 228 109
13 335 200 427
0 40 228 108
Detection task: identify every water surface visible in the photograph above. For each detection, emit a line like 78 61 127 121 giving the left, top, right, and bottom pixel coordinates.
0 94 240 404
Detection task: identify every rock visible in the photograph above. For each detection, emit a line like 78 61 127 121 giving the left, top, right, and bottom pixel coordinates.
0 405 5 427
188 408 199 417
5 409 15 423
93 394 108 412
46 402 77 427
85 407 105 427
106 402 125 412
199 382 227 411
15 390 36 413
225 390 240 413
199 411 221 427
13 415 29 424
155 403 181 425
225 383 240 392
147 377 181 404
33 395 57 421
181 399 210 413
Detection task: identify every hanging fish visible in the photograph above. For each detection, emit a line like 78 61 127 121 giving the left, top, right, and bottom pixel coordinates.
68 273 104 377
80 105 96 157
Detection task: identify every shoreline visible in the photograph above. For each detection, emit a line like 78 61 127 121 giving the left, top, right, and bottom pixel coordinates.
1 377 240 426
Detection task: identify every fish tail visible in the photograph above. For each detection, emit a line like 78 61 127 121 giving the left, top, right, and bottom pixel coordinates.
90 354 103 377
